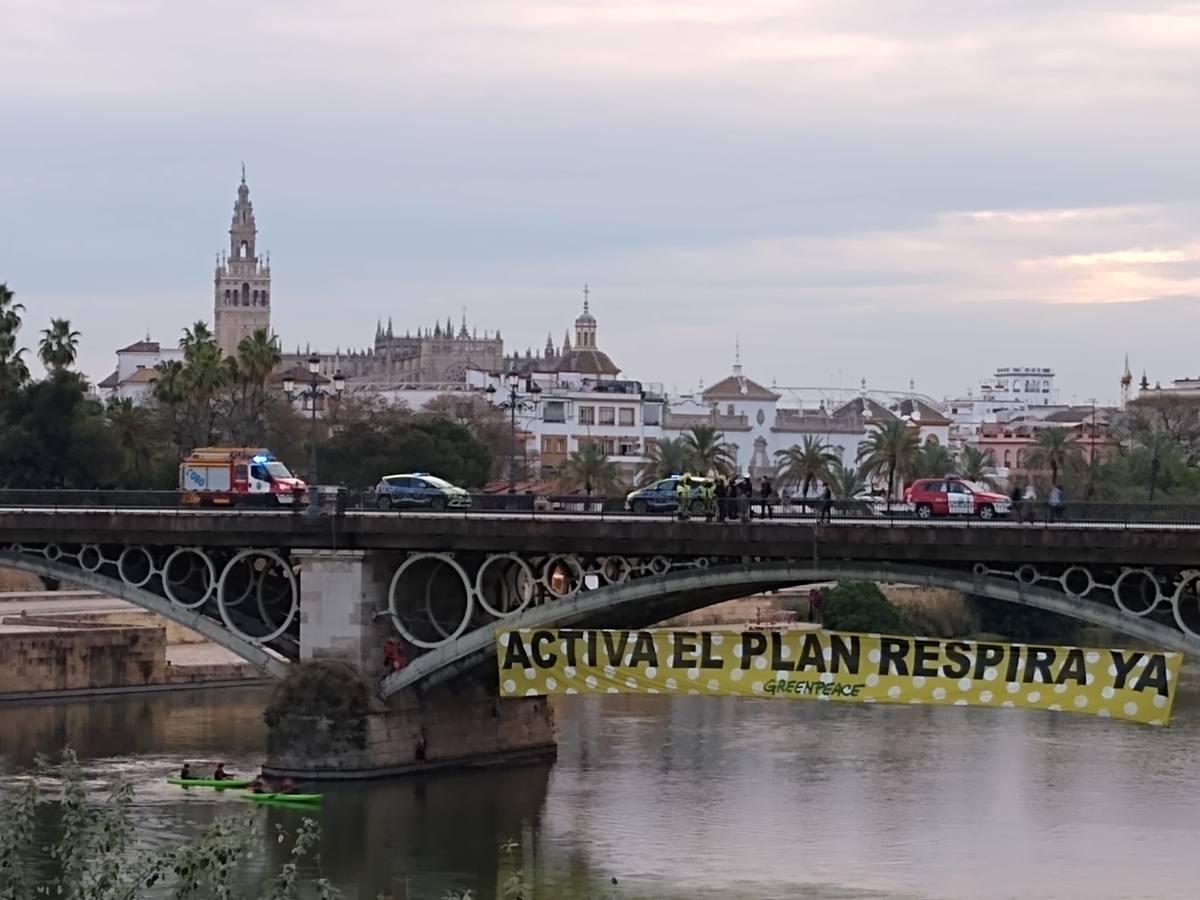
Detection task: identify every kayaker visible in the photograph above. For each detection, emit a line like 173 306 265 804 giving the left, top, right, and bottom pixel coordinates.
249 776 267 794
213 763 231 781
180 763 193 780
278 777 297 794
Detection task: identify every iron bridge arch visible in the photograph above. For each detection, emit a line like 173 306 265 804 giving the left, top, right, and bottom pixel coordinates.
381 560 1200 700
0 549 291 678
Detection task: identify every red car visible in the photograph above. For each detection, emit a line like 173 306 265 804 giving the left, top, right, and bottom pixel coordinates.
904 478 1011 520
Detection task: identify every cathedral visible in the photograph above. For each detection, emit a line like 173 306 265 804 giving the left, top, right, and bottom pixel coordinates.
213 167 270 357
294 315 505 384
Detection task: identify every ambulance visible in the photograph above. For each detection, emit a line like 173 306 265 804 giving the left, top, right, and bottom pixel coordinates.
179 447 306 507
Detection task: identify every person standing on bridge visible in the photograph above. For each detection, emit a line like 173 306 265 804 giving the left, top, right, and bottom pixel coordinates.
714 476 728 523
759 476 773 520
737 474 753 523
676 475 693 521
1048 484 1065 521
818 484 833 524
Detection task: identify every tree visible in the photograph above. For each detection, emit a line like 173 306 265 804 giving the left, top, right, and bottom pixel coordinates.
559 441 622 496
318 410 492 489
681 424 735 477
37 318 81 373
774 436 838 497
107 398 165 485
1024 426 1083 485
821 581 907 633
911 442 956 478
423 392 509 477
224 328 282 444
0 283 29 396
639 436 692 483
827 459 869 499
956 445 996 486
857 420 919 501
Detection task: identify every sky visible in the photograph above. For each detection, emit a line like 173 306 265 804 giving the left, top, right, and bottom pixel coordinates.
3 0 1200 405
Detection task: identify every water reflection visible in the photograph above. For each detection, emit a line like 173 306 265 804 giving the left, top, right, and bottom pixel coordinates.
1 684 1198 899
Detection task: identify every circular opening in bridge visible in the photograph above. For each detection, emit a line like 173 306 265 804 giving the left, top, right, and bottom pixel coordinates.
599 556 631 585
388 553 473 649
649 556 670 576
163 547 216 610
1113 568 1162 617
475 554 535 618
543 554 584 599
217 550 299 645
1060 566 1094 600
42 544 62 562
117 547 155 589
217 555 258 609
1015 564 1039 586
78 545 104 574
1171 574 1200 638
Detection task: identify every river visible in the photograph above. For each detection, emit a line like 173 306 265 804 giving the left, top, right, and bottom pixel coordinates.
1 684 1198 900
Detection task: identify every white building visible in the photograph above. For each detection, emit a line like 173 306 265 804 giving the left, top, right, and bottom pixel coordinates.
943 365 1063 448
96 339 183 404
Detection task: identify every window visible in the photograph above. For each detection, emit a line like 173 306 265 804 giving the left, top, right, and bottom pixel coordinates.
598 438 615 454
726 403 735 416
1003 449 1011 467
618 440 639 456
261 291 268 305
241 282 250 306
240 240 248 259
541 436 567 455
643 404 662 426
250 464 268 482
235 465 249 482
1043 380 1050 391
579 406 595 425
599 407 615 425
543 401 566 423
618 407 635 427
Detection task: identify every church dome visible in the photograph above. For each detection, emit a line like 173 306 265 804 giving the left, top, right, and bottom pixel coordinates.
555 347 620 377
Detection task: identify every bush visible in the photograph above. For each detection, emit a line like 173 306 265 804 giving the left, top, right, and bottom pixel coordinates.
0 750 339 900
821 581 907 633
263 662 370 754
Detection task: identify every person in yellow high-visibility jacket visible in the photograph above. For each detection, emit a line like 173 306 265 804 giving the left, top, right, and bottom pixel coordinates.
675 475 693 521
700 479 716 521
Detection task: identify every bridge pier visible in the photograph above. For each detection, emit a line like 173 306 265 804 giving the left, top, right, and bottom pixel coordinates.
266 549 557 780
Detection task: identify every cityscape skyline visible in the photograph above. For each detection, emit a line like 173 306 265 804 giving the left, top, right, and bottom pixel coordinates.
6 1 1200 405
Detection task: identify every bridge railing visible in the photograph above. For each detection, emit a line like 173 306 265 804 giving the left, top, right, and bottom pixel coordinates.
5 488 1200 527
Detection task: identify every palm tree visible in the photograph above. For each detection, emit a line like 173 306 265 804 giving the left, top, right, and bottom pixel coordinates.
0 333 29 395
956 445 997 486
107 398 159 482
0 283 23 334
180 321 216 358
682 425 735 477
827 459 869 500
640 436 692 483
857 420 920 502
774 436 838 497
37 318 81 373
227 329 282 444
559 441 622 496
912 442 956 478
1024 426 1084 485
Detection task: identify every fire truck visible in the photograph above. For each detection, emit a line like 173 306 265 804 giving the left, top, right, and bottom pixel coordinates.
179 448 306 507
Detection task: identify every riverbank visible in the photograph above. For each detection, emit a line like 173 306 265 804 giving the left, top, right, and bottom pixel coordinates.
0 590 268 700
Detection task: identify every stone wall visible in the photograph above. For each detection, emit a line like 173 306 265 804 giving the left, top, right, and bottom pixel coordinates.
266 676 557 780
0 626 166 694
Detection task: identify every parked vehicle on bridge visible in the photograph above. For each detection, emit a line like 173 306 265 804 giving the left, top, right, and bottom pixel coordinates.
374 473 472 511
625 475 713 515
904 478 1011 520
180 448 306 507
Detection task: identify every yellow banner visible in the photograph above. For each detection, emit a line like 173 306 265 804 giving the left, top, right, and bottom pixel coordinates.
497 628 1182 726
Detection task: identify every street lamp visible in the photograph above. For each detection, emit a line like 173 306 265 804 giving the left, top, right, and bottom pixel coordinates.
486 371 541 493
283 354 345 518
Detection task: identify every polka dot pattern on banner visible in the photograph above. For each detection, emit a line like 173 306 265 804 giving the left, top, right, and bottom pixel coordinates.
495 628 1180 726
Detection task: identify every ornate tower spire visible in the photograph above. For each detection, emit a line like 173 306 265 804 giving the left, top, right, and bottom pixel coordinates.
213 166 270 356
1121 353 1133 409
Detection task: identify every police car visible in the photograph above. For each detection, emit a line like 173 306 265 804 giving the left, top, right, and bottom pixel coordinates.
625 475 712 514
374 473 472 511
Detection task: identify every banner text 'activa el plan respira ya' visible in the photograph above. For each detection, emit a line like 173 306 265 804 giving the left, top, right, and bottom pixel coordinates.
497 628 1182 725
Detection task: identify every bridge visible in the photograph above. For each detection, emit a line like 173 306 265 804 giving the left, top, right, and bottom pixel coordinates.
4 504 1199 778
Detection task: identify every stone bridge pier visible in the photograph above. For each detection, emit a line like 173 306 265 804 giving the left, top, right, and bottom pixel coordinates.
264 550 557 781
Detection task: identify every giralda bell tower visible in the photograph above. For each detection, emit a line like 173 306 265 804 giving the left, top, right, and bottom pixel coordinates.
213 165 271 356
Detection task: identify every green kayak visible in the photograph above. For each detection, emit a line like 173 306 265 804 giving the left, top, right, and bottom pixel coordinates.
242 791 322 806
168 777 251 789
